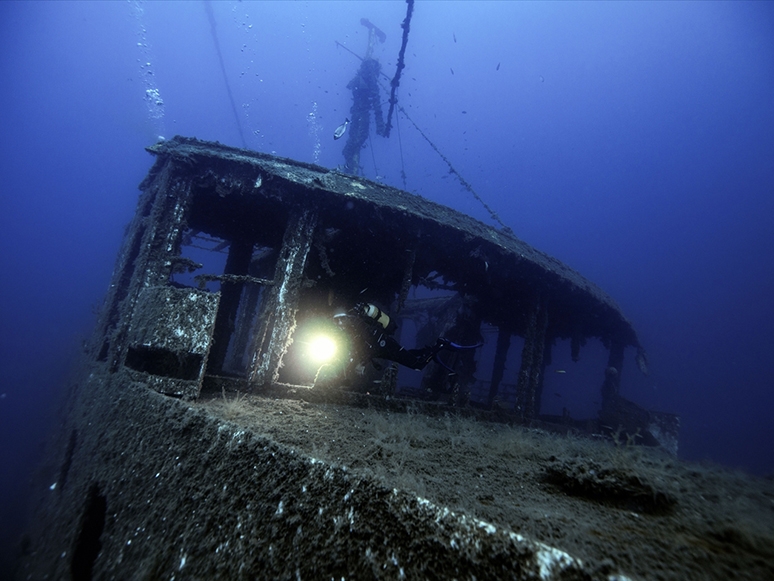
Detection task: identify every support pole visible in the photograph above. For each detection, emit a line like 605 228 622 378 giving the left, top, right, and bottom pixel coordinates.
600 340 625 413
248 210 317 386
515 297 549 421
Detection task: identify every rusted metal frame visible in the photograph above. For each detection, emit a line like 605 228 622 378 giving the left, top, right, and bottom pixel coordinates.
515 295 549 420
105 163 194 371
248 208 318 386
92 185 155 365
193 273 274 288
143 177 194 288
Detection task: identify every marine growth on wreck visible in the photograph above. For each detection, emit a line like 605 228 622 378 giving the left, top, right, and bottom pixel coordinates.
89 135 677 453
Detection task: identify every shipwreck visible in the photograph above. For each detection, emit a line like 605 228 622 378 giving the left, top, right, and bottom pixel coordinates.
18 137 680 580
93 136 673 444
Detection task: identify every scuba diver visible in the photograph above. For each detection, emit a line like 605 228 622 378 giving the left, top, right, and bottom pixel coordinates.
331 302 481 384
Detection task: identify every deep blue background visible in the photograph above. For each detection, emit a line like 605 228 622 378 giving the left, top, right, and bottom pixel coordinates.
1 1 773 571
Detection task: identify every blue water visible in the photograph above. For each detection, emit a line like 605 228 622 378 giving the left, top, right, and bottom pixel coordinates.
1 0 772 571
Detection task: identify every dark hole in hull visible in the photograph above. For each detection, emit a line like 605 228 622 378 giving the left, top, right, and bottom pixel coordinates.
71 484 107 581
125 345 203 381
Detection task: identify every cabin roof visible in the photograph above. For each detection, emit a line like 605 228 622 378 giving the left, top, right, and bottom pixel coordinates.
146 136 640 348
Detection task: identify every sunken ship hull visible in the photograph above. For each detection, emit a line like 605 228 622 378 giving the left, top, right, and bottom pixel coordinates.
17 137 679 580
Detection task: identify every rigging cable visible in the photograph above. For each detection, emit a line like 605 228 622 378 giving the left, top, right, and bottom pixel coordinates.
368 131 380 178
395 106 408 189
382 0 414 138
204 1 248 148
383 73 508 230
397 104 510 232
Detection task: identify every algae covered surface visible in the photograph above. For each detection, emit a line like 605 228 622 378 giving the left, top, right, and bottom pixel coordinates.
202 392 774 581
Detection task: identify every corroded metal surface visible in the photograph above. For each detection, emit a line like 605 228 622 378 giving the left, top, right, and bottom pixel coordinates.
124 286 219 398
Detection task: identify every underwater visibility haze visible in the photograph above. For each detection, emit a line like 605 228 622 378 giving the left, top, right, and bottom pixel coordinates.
0 0 773 574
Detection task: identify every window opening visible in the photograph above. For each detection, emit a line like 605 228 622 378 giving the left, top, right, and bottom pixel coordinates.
467 325 524 408
125 345 203 381
219 245 277 375
540 338 608 421
171 230 229 292
394 282 479 400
